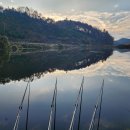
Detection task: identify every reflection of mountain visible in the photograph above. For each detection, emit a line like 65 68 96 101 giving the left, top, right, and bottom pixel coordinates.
0 48 113 83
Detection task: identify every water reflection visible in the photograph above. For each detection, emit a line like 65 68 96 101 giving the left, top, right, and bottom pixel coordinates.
0 50 10 67
0 49 130 130
0 47 113 84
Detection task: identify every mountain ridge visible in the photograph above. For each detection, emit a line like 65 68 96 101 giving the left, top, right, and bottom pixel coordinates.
114 38 130 45
0 7 113 45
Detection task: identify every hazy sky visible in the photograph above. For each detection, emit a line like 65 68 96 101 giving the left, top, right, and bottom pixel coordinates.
0 0 130 39
0 0 130 12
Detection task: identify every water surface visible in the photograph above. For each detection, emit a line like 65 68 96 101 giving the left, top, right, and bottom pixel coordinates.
0 48 130 130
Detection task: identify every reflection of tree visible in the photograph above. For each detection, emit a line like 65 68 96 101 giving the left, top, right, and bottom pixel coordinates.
0 36 10 67
0 47 113 84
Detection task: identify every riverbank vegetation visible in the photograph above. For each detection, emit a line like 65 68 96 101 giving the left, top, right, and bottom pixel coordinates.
0 35 9 50
0 35 10 65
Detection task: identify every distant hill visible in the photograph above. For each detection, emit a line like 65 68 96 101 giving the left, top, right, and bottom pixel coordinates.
114 38 130 49
0 7 113 45
114 38 130 45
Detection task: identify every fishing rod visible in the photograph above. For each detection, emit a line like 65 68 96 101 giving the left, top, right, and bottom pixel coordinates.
88 79 104 130
69 77 84 130
54 80 57 130
25 82 31 130
97 79 104 130
77 77 84 130
48 78 57 130
13 80 30 130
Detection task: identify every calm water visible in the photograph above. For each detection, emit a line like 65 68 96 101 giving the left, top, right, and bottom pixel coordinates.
0 48 130 130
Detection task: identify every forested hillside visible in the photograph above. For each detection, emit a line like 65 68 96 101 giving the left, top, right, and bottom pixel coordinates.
0 7 113 45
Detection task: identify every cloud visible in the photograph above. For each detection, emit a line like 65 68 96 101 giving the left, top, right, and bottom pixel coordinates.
114 4 119 9
0 1 3 5
71 9 75 12
42 10 130 39
1 0 130 13
11 0 14 3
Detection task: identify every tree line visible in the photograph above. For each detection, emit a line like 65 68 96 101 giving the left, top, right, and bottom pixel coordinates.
0 6 113 45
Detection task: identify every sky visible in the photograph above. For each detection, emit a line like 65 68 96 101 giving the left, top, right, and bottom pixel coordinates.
0 0 130 39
